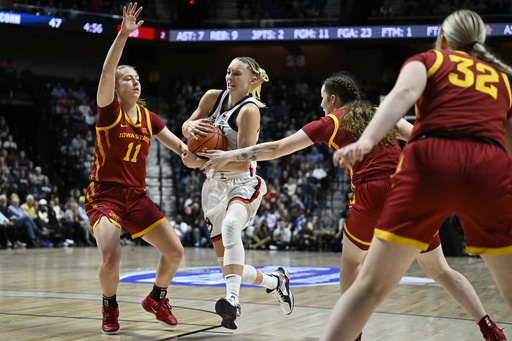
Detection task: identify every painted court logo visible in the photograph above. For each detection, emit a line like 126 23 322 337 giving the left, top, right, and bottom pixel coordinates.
120 266 436 287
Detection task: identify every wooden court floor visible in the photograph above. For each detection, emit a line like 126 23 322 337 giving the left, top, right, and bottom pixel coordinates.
0 245 510 340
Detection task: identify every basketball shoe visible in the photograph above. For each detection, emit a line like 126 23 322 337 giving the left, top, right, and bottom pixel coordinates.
102 305 120 334
483 326 507 341
266 267 294 315
141 295 178 327
215 294 242 330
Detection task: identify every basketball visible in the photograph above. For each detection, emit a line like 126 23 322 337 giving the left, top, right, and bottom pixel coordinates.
187 126 228 154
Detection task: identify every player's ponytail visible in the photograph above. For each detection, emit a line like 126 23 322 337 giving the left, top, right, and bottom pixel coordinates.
236 57 269 108
437 9 512 76
344 100 400 149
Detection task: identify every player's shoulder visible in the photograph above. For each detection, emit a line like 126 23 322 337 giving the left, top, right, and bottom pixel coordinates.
204 89 223 99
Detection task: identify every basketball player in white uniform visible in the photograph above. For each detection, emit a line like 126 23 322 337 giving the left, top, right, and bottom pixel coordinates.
182 57 294 330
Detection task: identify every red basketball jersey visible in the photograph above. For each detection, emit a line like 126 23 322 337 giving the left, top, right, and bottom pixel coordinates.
406 49 512 148
301 107 402 188
89 97 165 187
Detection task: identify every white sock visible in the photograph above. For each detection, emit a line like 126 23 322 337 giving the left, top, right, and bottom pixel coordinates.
260 272 278 290
224 274 242 303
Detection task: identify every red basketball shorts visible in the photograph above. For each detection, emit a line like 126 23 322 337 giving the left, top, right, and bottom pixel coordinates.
85 182 166 239
375 138 512 255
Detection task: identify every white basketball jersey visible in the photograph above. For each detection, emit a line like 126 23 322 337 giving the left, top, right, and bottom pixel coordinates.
208 90 260 176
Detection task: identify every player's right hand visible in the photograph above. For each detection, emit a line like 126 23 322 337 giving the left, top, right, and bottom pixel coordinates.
186 119 213 140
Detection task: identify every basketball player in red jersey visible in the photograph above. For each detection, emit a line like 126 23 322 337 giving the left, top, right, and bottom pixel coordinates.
84 3 185 334
322 9 512 341
199 71 507 341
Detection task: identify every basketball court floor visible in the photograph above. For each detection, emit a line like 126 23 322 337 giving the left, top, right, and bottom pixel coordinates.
1 246 510 340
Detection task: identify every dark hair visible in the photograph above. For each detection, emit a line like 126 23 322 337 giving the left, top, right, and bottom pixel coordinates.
322 71 360 105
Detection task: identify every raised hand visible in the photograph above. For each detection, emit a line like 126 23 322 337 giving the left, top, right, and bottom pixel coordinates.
121 2 144 35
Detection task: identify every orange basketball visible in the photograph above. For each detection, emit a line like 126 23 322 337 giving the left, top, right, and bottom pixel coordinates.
187 126 228 154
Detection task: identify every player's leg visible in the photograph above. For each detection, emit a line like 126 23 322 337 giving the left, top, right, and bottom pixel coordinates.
417 245 507 340
95 216 122 334
141 220 184 327
340 233 368 293
417 245 487 319
215 201 248 329
481 253 512 308
320 238 419 341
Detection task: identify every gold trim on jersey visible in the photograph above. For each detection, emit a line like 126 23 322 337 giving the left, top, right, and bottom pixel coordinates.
466 244 512 255
123 104 143 128
144 107 153 135
327 113 340 150
501 72 512 110
343 221 371 246
132 217 166 239
427 49 444 78
97 107 123 131
374 228 429 251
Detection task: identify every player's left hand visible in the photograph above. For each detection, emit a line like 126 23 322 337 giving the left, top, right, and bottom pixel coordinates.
121 2 144 35
198 149 231 177
181 147 204 169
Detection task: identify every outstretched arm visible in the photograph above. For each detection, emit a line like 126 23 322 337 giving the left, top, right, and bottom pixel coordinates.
199 129 314 176
155 126 187 155
396 118 414 141
97 2 143 107
333 61 427 168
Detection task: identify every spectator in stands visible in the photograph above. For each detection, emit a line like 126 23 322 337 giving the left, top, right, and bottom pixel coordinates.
4 194 40 248
0 210 23 249
271 220 292 250
170 213 192 246
315 206 339 251
77 98 98 128
294 214 317 251
0 165 15 193
3 135 17 155
63 201 84 246
248 220 273 249
37 198 63 245
18 150 30 169
77 197 95 246
33 166 45 185
38 176 52 199
258 208 277 231
282 176 297 197
51 82 65 100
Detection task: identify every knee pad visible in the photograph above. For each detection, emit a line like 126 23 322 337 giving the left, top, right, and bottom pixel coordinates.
222 215 242 248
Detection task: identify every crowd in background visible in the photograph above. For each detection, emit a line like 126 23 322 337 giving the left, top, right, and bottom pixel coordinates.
1 46 368 251
0 0 478 253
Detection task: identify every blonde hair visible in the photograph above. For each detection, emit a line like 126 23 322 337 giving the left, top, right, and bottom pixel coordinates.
344 100 400 149
236 57 269 108
436 9 512 75
115 65 147 107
